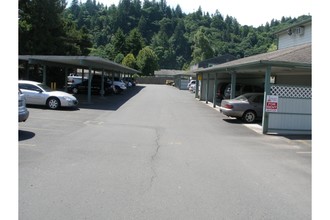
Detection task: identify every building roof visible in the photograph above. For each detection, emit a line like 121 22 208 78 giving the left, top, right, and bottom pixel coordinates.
154 69 188 77
194 43 311 75
19 55 140 74
197 54 237 68
273 17 312 35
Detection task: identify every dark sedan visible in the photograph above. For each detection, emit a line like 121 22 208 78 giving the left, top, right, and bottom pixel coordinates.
68 79 113 95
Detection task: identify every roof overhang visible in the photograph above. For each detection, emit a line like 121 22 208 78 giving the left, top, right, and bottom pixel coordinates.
194 43 311 77
19 55 141 74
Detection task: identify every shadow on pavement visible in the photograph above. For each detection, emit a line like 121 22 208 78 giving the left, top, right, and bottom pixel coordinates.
75 85 145 111
223 118 311 141
272 134 312 141
222 118 262 125
19 130 36 141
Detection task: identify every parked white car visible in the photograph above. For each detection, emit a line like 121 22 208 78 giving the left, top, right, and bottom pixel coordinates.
110 78 127 94
67 73 89 85
19 80 78 110
67 74 127 94
187 80 196 90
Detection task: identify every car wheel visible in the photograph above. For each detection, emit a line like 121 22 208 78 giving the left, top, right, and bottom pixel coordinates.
242 110 256 123
113 86 120 94
47 97 60 110
72 87 78 94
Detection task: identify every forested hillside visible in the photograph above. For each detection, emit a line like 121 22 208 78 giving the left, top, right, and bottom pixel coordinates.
19 0 311 75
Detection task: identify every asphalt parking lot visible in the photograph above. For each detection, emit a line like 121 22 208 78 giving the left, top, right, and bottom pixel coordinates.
19 84 311 220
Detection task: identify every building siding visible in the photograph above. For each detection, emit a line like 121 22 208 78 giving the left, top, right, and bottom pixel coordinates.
278 24 312 49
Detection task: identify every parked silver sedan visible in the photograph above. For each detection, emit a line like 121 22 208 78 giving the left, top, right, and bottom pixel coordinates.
220 93 264 123
19 80 78 110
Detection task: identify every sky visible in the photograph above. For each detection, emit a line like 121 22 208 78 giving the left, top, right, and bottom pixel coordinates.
69 0 312 27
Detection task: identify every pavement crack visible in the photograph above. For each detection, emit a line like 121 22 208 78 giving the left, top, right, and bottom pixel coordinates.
146 128 161 192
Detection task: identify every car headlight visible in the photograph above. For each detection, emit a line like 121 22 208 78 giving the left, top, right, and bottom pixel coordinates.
64 96 75 101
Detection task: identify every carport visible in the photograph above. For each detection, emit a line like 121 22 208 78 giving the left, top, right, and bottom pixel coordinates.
19 55 140 103
194 43 311 135
173 72 196 90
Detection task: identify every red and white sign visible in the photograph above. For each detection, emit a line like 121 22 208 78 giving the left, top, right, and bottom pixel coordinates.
266 95 278 112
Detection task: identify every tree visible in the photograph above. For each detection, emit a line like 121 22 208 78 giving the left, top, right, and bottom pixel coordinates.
151 27 173 68
112 28 127 55
114 53 125 63
191 28 214 64
126 28 145 57
19 0 68 54
122 53 137 69
169 20 191 69
69 0 80 18
136 46 159 76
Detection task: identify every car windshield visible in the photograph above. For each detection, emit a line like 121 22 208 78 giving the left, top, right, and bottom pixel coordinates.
37 83 52 92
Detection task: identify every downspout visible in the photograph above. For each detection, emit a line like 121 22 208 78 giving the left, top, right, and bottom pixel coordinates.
262 66 272 134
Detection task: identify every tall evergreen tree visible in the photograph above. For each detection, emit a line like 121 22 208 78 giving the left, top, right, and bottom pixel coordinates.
19 0 68 54
112 28 127 55
191 28 214 64
126 28 145 57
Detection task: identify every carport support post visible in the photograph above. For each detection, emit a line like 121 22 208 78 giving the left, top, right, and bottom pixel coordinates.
24 62 29 79
101 69 105 97
206 73 209 104
195 74 199 99
64 68 68 92
230 72 236 99
213 72 218 108
42 65 47 84
87 68 92 104
262 66 271 134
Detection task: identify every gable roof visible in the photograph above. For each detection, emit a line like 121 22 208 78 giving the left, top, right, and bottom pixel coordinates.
194 43 311 75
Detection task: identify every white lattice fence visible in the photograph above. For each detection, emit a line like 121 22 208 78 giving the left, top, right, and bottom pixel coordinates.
267 85 311 134
270 85 312 98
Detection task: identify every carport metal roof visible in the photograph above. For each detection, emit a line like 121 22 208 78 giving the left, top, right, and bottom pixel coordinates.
194 43 311 76
19 55 140 74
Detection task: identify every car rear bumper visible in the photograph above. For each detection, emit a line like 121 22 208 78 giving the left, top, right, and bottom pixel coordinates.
219 107 244 118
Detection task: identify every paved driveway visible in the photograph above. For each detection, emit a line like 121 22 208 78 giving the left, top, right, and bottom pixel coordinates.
19 84 311 220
